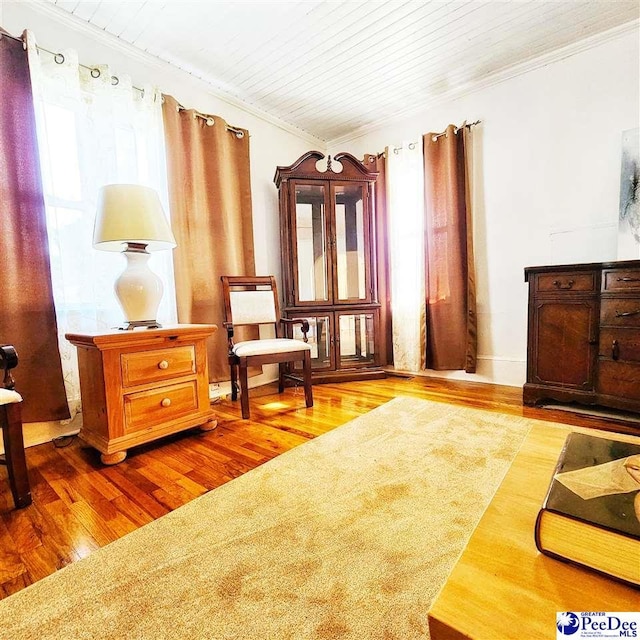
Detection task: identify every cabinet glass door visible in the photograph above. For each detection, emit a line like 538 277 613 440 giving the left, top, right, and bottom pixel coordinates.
292 182 330 304
337 312 376 368
290 314 334 371
333 183 370 303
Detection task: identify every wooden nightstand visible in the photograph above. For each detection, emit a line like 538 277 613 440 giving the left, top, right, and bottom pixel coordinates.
66 324 217 464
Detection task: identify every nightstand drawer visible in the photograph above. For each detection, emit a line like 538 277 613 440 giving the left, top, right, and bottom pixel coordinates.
124 381 199 432
602 269 640 292
535 272 596 293
600 299 640 327
121 345 196 387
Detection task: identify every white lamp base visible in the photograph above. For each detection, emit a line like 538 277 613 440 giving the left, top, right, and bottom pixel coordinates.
115 243 164 330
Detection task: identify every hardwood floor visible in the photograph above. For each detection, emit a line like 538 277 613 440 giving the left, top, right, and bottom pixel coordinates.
0 375 638 600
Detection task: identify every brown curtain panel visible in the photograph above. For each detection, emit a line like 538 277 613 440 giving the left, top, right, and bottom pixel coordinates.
162 95 256 381
0 29 70 422
363 153 393 366
422 124 477 373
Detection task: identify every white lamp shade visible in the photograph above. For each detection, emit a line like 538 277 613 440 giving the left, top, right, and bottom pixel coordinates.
93 184 176 252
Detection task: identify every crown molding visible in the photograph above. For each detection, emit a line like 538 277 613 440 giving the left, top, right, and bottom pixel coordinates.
23 0 326 147
328 19 640 148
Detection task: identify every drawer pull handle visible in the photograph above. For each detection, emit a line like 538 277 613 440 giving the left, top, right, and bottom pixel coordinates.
617 277 640 283
553 279 574 290
158 360 169 370
161 398 171 408
614 309 640 318
612 340 620 361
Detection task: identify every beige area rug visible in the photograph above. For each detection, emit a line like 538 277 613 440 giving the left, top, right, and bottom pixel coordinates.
2 398 535 640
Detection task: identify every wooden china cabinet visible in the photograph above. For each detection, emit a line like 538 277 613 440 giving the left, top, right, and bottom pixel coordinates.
274 151 385 382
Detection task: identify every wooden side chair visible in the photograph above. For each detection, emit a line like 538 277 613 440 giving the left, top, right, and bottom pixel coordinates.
0 345 32 509
221 275 313 419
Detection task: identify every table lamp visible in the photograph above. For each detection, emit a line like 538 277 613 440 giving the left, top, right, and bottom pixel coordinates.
93 184 176 330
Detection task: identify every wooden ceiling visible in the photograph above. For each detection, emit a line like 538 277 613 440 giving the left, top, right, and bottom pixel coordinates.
44 1 639 142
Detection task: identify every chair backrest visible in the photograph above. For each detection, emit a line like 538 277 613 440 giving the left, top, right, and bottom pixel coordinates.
221 276 282 329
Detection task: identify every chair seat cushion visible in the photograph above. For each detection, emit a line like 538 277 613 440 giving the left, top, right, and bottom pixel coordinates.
0 388 22 405
233 338 311 357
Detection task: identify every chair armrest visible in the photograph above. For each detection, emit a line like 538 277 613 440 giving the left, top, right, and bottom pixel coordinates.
222 322 235 352
0 345 19 390
279 318 310 343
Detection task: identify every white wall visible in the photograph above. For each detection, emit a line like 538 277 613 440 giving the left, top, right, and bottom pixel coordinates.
336 28 639 387
2 1 324 401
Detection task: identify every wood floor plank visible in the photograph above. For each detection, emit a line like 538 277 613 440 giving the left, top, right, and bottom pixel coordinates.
40 499 101 562
100 466 168 520
0 519 27 583
0 573 29 598
0 375 638 601
68 501 125 546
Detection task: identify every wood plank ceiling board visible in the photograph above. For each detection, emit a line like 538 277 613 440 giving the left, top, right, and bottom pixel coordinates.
44 0 640 142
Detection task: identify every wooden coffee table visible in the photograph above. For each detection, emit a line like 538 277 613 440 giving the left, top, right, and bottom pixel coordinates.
428 421 640 640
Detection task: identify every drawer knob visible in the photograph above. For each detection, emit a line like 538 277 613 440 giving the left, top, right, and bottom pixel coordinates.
161 398 171 408
612 340 620 361
158 360 169 370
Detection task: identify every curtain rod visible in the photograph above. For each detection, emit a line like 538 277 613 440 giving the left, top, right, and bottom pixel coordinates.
388 120 481 155
392 141 419 154
0 30 245 139
175 103 245 138
431 120 481 141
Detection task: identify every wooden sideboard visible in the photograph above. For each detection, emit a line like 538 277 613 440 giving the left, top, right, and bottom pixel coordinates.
428 422 640 639
524 260 640 415
66 324 217 464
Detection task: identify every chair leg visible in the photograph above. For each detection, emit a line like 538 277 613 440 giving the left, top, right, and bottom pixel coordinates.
230 363 239 401
239 362 250 419
302 351 313 408
1 403 32 509
278 363 285 393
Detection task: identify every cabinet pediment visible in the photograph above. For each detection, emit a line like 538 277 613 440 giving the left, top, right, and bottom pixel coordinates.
274 151 378 187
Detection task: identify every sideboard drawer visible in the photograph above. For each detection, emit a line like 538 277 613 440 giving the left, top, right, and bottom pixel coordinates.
600 299 640 327
535 272 596 294
121 345 196 387
602 269 640 292
597 361 640 401
599 328 640 363
124 381 199 433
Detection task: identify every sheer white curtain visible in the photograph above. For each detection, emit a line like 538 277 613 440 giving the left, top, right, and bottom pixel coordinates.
386 142 425 372
26 33 177 416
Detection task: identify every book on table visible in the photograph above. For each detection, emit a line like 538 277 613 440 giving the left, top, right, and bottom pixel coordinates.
535 431 640 586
